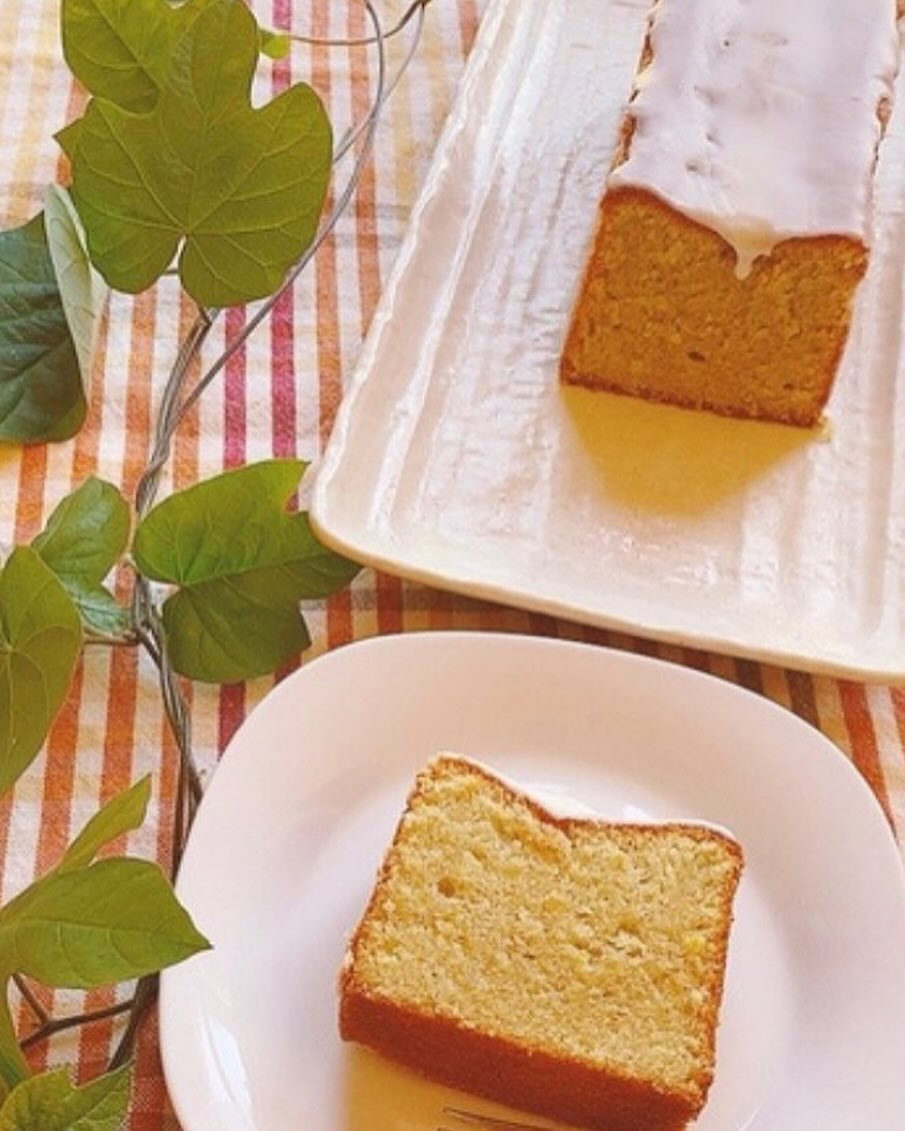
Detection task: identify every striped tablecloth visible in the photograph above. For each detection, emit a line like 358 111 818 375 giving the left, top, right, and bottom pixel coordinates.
1 1 903 1128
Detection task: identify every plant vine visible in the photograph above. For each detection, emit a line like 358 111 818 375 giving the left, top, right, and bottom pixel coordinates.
0 0 432 1122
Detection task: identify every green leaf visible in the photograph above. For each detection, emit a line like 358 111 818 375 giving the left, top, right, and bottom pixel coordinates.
0 214 86 443
0 548 82 796
32 477 131 635
0 997 28 1097
32 477 130 585
132 459 360 682
64 584 131 637
0 858 210 987
135 459 306 582
43 185 109 388
260 27 291 59
160 567 313 682
70 0 333 305
55 118 82 161
0 1065 130 1131
58 776 151 872
60 0 209 113
61 0 282 111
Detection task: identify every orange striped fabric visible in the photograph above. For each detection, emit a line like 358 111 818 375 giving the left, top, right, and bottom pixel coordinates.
1 1 903 1128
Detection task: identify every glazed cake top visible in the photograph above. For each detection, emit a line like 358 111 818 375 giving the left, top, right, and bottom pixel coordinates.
608 0 901 276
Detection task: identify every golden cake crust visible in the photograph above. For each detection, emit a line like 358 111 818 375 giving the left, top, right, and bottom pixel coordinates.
339 982 698 1131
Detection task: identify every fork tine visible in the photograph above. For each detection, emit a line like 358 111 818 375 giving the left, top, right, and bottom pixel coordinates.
442 1107 553 1131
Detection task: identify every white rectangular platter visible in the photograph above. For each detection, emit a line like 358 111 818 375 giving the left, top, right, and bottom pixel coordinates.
311 0 905 682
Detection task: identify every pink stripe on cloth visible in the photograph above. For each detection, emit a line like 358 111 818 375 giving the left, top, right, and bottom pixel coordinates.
224 305 247 470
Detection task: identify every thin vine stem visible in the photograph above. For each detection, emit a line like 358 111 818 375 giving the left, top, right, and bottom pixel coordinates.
108 976 159 1071
286 0 431 48
12 976 46 1025
20 999 134 1052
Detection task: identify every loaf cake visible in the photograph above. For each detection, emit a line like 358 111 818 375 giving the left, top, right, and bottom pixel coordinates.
338 755 744 1131
560 0 901 427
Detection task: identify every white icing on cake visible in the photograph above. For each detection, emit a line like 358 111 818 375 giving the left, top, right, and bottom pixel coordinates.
444 754 739 843
608 0 901 277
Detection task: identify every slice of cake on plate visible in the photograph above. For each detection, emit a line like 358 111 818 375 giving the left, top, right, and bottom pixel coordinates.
560 0 900 426
338 754 744 1131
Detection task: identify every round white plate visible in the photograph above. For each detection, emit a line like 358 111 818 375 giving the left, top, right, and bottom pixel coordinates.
160 632 905 1131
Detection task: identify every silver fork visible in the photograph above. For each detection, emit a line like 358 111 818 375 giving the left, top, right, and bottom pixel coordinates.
438 1107 555 1131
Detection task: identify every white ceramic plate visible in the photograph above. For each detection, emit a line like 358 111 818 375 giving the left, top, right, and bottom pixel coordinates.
309 0 905 682
160 632 905 1131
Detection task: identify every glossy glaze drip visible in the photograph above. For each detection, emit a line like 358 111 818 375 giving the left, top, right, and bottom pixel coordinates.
608 0 901 277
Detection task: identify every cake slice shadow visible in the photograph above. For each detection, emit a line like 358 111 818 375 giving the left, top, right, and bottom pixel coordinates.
562 384 816 517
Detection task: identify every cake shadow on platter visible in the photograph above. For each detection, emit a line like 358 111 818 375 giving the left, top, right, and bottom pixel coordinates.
560 384 816 518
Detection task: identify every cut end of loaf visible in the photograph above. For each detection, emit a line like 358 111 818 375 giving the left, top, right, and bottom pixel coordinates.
339 755 744 1131
560 187 867 428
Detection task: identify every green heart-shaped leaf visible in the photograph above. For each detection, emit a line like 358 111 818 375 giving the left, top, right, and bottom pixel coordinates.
58 776 151 873
32 477 131 635
61 0 209 112
0 215 86 443
132 459 360 682
0 1066 130 1131
70 0 332 305
0 548 82 795
160 567 313 683
31 477 130 586
0 858 210 987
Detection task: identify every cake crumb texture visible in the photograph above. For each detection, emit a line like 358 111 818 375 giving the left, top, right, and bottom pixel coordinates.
339 755 744 1131
560 187 867 427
